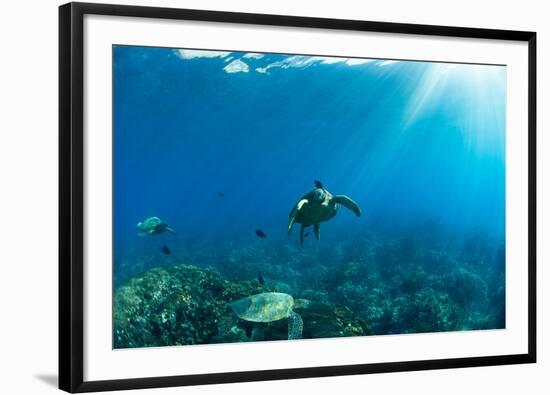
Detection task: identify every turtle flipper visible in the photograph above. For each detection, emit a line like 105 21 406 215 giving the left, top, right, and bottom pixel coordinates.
166 226 175 234
314 224 320 241
288 311 303 340
288 199 308 234
333 195 361 217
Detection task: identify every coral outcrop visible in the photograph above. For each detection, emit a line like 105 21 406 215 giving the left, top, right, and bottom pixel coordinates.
114 264 365 348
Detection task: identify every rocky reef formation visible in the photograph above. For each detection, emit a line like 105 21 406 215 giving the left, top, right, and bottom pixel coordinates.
114 264 365 348
327 236 505 335
114 225 505 347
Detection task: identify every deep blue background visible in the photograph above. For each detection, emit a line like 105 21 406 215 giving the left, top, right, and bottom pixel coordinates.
113 46 505 268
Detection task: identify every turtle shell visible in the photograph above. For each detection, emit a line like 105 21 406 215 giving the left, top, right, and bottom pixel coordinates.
229 292 294 323
138 216 162 231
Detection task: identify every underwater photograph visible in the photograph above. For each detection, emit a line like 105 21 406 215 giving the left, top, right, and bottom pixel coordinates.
113 46 506 349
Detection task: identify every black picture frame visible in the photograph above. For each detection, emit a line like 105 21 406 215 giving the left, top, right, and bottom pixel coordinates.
59 2 537 392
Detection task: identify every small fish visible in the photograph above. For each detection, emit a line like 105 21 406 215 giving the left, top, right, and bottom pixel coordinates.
161 245 170 255
303 232 310 238
218 192 224 197
255 229 267 238
314 180 324 189
257 273 265 285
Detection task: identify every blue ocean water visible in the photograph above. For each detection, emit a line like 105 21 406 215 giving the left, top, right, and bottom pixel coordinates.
113 46 506 344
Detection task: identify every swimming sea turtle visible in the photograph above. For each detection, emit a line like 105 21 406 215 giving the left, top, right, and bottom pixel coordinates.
288 181 361 245
229 292 310 340
136 216 175 236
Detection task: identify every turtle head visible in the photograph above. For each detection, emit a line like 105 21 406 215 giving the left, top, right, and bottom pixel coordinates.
294 298 311 310
312 188 326 202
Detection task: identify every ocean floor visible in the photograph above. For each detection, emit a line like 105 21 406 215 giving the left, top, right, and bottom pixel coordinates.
114 231 505 348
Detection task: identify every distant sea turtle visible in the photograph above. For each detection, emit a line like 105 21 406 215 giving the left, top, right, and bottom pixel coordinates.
288 181 361 245
136 216 175 236
229 292 310 340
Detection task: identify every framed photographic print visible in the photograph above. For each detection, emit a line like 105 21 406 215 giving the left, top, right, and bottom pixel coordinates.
59 2 537 392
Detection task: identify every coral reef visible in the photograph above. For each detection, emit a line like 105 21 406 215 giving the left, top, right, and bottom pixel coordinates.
114 227 506 347
114 264 365 348
114 264 266 348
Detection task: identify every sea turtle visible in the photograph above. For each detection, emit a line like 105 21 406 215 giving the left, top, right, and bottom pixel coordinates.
136 216 175 236
229 292 310 340
288 181 361 245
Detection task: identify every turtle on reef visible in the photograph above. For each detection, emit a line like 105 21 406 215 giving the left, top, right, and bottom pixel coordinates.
136 216 175 236
288 181 361 245
229 292 311 340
